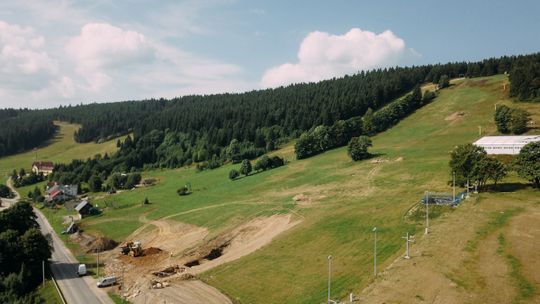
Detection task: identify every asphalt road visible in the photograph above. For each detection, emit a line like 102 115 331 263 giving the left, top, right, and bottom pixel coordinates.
5 178 113 304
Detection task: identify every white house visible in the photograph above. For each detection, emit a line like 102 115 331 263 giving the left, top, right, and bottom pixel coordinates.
474 135 540 155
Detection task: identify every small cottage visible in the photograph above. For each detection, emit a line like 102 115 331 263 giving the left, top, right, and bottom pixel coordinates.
32 161 55 175
75 200 93 218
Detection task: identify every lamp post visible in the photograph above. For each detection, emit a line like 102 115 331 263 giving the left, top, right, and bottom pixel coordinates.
373 227 377 277
452 172 456 203
327 255 332 303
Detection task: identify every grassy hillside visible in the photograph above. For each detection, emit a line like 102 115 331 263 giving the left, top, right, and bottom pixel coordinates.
30 75 540 303
0 121 123 180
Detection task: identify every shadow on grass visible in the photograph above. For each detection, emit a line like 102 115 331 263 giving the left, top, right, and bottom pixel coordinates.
487 183 531 193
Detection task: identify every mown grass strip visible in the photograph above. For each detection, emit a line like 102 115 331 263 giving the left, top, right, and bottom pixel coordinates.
497 233 535 303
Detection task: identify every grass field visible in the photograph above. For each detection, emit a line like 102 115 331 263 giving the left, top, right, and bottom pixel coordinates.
6 75 540 303
0 121 123 180
76 75 539 303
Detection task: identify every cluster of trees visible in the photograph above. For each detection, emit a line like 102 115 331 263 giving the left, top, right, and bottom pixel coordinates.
27 187 44 203
4 53 534 162
0 113 56 157
0 202 52 303
514 142 540 188
509 53 540 101
295 86 433 159
253 155 285 172
450 142 540 190
2 53 538 183
229 155 285 180
11 170 46 188
49 156 142 193
494 105 530 134
294 118 364 159
348 136 373 161
106 172 142 191
0 184 13 198
449 144 507 189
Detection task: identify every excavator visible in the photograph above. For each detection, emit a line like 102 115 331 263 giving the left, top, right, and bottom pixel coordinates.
120 241 143 257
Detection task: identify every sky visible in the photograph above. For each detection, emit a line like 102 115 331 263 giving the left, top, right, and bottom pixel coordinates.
1 0 539 109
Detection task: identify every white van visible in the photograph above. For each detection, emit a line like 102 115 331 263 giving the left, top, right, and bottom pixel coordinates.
77 264 87 276
96 276 116 288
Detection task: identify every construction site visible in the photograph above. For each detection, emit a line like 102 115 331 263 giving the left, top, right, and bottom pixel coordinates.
76 214 302 303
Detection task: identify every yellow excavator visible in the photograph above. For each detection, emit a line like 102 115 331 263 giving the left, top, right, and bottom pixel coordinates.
120 241 143 257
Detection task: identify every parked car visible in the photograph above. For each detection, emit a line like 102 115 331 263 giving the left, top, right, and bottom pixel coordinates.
77 264 87 276
96 276 116 287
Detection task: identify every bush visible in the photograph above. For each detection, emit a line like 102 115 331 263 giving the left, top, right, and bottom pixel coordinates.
177 186 190 196
348 136 372 161
0 184 12 198
240 159 252 176
229 169 239 180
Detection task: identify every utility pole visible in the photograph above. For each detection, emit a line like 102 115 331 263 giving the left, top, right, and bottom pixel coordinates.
402 232 414 259
42 260 45 285
466 179 470 199
425 192 429 235
453 172 456 203
327 255 332 304
96 247 100 277
373 227 377 276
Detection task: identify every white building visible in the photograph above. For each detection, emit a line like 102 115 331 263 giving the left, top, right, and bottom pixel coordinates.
474 135 540 155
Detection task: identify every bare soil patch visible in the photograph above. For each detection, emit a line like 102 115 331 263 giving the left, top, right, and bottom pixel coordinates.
127 218 209 256
104 214 299 304
444 111 466 123
185 214 301 273
69 231 118 253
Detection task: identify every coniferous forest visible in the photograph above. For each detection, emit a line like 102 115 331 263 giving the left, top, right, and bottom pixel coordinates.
1 53 540 187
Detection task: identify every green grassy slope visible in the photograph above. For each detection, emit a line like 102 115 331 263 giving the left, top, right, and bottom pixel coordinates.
0 121 123 179
200 75 540 303
22 75 540 303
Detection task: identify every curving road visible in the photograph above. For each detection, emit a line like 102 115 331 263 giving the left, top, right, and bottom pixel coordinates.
5 178 113 304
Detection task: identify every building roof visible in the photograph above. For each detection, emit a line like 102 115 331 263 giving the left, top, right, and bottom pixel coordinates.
75 200 91 212
32 161 55 170
474 135 540 145
49 189 62 198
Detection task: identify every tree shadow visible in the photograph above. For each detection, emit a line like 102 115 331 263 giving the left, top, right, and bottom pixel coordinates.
364 152 386 160
487 183 531 193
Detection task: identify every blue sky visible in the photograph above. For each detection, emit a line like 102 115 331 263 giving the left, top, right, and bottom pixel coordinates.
0 0 539 109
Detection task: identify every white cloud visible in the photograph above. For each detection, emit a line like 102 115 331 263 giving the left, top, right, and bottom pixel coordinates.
66 22 155 91
261 28 419 88
0 20 58 90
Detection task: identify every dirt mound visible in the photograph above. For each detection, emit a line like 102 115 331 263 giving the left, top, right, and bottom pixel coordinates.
69 232 118 253
144 247 162 255
292 194 307 202
153 265 186 278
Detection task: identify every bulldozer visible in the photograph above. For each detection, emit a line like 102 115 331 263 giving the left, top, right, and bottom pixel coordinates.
120 241 143 257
